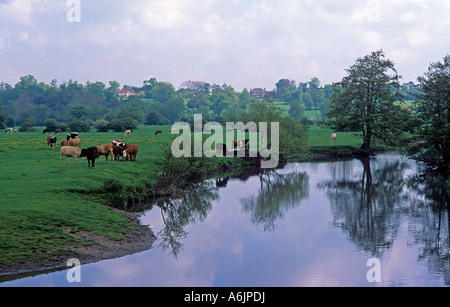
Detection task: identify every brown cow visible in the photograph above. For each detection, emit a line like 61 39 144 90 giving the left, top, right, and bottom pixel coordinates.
155 130 162 135
113 145 124 161
96 143 115 161
330 133 337 143
124 130 132 136
122 143 138 161
68 138 80 147
60 146 81 165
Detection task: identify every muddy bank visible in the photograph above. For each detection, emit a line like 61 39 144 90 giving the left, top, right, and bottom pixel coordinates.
0 211 156 280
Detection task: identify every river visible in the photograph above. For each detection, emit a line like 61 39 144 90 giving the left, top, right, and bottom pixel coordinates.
1 153 449 287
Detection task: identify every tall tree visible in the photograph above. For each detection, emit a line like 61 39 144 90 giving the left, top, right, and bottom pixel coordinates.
413 54 450 170
328 50 402 153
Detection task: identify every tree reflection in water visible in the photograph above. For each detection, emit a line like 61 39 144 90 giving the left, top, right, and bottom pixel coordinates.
318 156 409 257
154 167 310 255
154 181 219 257
318 154 450 285
240 170 309 232
407 170 450 285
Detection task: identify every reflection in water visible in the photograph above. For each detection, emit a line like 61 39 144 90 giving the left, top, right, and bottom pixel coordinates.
155 168 310 255
407 171 450 285
318 157 410 257
155 181 219 257
319 155 450 285
241 170 309 232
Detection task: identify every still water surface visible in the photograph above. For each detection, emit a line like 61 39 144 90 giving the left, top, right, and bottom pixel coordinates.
1 154 449 286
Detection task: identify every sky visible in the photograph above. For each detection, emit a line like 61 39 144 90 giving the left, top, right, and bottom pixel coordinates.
0 0 449 91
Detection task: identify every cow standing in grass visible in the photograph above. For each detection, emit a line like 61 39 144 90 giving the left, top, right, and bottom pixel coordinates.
122 143 138 161
80 147 98 168
330 133 337 143
47 135 57 149
60 146 81 165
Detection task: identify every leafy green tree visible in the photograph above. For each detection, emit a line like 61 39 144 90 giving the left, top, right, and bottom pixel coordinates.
44 119 59 131
283 85 302 104
108 117 138 132
68 119 91 132
94 119 110 132
412 54 450 170
209 85 237 117
275 79 294 100
68 105 88 121
327 50 403 153
302 93 313 110
145 110 170 125
288 99 305 122
115 106 144 123
19 118 35 132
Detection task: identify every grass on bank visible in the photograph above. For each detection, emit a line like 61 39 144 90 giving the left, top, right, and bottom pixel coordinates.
0 126 174 268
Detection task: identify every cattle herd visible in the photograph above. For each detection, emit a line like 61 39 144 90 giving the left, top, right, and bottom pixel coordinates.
58 135 138 167
41 130 138 168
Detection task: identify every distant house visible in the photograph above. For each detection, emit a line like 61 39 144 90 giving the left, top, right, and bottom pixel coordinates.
250 88 268 98
118 89 140 98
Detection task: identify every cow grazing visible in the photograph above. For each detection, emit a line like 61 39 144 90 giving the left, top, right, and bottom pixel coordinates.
96 143 115 161
112 139 122 146
80 147 98 168
66 133 79 141
42 128 51 134
5 128 13 134
122 143 138 161
54 129 62 134
330 133 337 143
155 130 162 135
113 145 124 161
61 139 68 147
68 138 80 147
60 146 82 165
13 129 19 134
124 130 132 136
47 136 57 149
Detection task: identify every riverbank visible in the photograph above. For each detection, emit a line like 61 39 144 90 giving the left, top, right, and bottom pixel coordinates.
0 211 156 280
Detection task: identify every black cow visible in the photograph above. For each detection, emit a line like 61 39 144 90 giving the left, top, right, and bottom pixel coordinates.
42 128 51 134
80 147 98 168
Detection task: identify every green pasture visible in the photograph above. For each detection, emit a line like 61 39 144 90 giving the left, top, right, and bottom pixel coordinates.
0 125 174 267
308 125 363 148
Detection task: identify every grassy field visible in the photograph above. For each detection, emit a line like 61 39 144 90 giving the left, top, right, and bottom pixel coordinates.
0 124 369 271
0 125 175 268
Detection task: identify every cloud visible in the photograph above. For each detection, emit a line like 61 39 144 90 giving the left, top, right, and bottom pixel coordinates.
0 0 449 90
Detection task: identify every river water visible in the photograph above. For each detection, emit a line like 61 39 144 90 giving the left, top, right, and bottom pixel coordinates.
1 154 449 287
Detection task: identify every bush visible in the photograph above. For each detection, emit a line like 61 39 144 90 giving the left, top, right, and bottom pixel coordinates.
19 118 35 132
67 119 91 132
108 117 138 132
44 119 58 131
101 179 129 209
145 110 170 125
94 119 110 132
